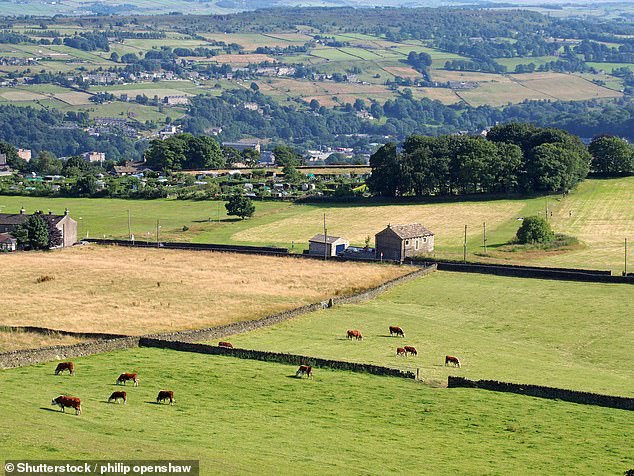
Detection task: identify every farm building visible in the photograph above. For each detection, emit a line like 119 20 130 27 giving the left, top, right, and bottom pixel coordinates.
308 234 349 257
375 224 434 262
0 209 78 248
0 232 17 251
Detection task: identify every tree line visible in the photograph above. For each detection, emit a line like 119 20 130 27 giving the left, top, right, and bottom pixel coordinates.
367 124 604 197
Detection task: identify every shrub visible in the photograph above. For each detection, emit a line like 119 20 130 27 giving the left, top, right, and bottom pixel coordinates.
516 216 554 244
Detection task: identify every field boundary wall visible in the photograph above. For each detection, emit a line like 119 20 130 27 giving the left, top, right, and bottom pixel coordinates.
140 338 415 379
448 376 634 411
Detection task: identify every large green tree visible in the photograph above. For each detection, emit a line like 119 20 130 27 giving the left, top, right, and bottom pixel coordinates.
12 214 51 250
144 134 224 171
588 135 633 176
516 216 554 244
367 143 401 197
225 195 255 220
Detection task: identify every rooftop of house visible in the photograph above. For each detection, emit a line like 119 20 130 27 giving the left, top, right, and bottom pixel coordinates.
379 223 434 239
308 234 347 244
0 232 17 243
0 211 71 227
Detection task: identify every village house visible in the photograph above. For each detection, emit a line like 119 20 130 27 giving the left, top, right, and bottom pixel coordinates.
17 149 31 162
0 232 17 252
222 141 261 153
308 234 350 257
163 95 190 106
375 223 434 262
81 151 106 163
0 209 78 248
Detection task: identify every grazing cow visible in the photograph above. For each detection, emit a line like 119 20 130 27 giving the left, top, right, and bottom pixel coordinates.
156 390 175 405
346 330 363 341
295 365 313 378
51 395 81 415
218 341 233 348
116 372 139 386
445 355 461 368
108 391 127 404
55 362 74 376
389 326 405 337
404 346 417 356
396 347 407 357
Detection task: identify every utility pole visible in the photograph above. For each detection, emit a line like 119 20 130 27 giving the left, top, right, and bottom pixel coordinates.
463 224 467 263
483 222 487 255
323 213 328 261
127 209 132 240
625 238 628 276
156 219 160 248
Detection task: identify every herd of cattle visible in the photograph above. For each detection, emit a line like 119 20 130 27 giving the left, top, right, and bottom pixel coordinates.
347 326 462 368
50 326 461 415
51 362 175 416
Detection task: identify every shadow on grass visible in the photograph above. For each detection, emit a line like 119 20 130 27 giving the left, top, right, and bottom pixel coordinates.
40 407 62 413
192 218 242 224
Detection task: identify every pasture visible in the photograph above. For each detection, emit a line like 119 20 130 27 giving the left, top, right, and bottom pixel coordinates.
0 246 408 335
0 177 631 271
0 347 632 475
219 272 634 396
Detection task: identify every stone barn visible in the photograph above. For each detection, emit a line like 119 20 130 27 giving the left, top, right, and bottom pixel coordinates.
375 224 434 262
308 234 349 257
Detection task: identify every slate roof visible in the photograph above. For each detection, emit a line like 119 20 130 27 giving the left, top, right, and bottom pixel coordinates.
309 234 346 244
0 212 67 227
380 223 434 239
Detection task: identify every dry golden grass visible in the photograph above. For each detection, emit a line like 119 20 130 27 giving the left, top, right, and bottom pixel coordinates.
233 201 524 248
0 329 85 353
53 91 92 105
0 90 47 101
213 54 276 64
409 87 462 104
514 73 622 101
0 246 409 336
383 65 421 78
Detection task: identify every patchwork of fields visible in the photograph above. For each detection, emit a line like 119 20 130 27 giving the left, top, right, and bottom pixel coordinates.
0 348 632 474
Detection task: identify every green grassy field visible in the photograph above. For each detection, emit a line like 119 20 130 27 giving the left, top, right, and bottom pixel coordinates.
219 272 634 397
1 347 632 475
1 177 632 270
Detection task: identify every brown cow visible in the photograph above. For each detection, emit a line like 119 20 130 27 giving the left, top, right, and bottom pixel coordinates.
55 362 74 376
346 330 363 341
445 355 461 368
295 365 313 378
156 390 175 405
389 326 405 337
116 372 139 386
218 341 233 348
51 395 81 415
396 347 407 357
108 391 127 404
404 346 417 356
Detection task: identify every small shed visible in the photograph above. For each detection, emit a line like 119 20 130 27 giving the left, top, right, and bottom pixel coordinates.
375 224 434 262
0 232 17 251
308 234 349 257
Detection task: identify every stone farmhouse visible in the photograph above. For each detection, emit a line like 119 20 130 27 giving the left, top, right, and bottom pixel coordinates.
0 209 78 248
375 224 434 262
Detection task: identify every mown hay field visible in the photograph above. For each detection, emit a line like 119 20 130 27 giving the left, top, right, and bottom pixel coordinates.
220 271 634 396
0 329 85 353
1 348 632 475
0 246 409 335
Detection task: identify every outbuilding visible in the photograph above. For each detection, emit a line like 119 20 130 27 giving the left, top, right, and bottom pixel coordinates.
308 234 349 257
0 232 17 251
375 223 434 262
